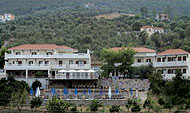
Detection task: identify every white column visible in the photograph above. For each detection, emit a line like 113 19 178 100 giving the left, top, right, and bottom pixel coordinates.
26 69 28 78
48 69 51 78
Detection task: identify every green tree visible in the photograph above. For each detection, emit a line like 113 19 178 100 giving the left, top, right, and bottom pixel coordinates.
131 99 141 113
143 96 154 112
47 96 71 113
109 105 121 113
0 47 9 68
30 97 42 109
139 30 149 45
132 21 143 31
185 25 190 38
11 89 28 111
125 99 133 111
89 100 103 113
141 7 148 17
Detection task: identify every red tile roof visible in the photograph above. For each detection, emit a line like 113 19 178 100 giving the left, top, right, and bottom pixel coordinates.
9 44 76 51
141 26 163 30
157 49 189 55
112 47 156 53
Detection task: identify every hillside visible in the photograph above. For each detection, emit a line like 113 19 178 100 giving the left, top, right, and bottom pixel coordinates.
0 0 190 16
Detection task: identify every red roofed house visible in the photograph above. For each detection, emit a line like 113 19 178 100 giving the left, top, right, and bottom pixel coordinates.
156 13 169 21
154 49 190 79
140 26 164 36
4 44 97 88
112 47 156 67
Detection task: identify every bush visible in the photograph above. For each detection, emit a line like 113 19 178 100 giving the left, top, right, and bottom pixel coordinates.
30 97 42 109
109 105 121 113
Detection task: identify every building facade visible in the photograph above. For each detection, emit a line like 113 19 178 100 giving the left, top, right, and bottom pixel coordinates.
156 13 169 21
4 44 97 88
112 47 156 67
140 26 164 37
0 13 15 23
154 49 190 79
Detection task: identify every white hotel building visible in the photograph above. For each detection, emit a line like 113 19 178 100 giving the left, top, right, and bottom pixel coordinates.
154 49 190 79
112 47 190 79
4 44 97 88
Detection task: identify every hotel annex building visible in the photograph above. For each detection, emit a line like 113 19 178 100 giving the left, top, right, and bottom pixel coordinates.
3 44 190 88
4 44 98 88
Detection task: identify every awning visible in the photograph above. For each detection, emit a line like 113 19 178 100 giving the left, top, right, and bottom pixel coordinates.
58 70 68 73
67 70 77 72
77 70 86 72
86 70 96 73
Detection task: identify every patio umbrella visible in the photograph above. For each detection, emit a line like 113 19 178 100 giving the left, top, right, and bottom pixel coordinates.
108 86 112 99
30 88 33 95
74 88 78 95
116 88 119 95
130 88 133 96
51 88 54 95
88 88 91 95
64 87 67 95
135 89 139 97
54 88 56 95
35 87 40 97
100 88 103 96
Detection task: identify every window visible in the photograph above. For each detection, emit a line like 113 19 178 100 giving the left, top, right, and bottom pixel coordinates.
178 56 181 61
16 52 21 55
32 52 37 55
78 60 84 67
146 59 151 62
46 52 52 55
162 58 166 62
39 61 43 64
168 57 172 62
69 60 73 65
183 56 187 61
137 59 141 63
172 57 176 61
183 69 186 73
29 61 33 65
157 58 161 62
45 61 49 65
168 69 172 74
18 61 22 66
172 69 175 74
59 61 62 66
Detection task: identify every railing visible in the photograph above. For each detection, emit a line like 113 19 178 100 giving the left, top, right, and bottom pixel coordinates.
4 63 50 70
153 61 189 67
132 62 150 67
69 64 91 69
50 75 98 80
5 53 90 59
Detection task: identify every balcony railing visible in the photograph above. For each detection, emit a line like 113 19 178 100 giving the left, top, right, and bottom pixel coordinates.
5 63 50 70
50 75 98 80
5 53 90 59
153 61 189 67
69 64 91 69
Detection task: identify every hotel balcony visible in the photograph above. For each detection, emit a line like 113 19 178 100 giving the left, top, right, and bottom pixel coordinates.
5 53 90 59
50 74 98 80
132 62 151 67
153 61 189 68
163 73 190 80
4 63 50 70
69 64 91 70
